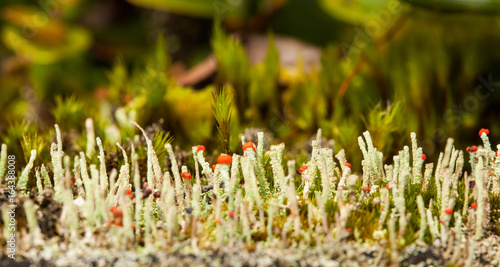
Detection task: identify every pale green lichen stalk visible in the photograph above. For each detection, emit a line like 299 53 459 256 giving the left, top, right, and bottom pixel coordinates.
0 144 7 183
18 149 36 193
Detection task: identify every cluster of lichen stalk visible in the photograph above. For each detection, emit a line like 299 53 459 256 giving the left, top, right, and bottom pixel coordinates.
0 120 499 265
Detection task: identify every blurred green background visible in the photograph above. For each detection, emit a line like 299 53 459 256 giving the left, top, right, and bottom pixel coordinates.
1 0 500 169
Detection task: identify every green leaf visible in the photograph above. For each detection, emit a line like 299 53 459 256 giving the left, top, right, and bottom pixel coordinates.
319 0 391 25
1 25 91 64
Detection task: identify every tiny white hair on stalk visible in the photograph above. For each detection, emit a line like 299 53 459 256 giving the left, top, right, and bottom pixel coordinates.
0 143 7 183
18 149 36 193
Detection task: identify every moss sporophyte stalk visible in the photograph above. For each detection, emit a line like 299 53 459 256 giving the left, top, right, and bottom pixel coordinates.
1 122 500 265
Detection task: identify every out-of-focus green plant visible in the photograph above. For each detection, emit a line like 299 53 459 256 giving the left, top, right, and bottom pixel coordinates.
362 103 407 158
248 34 280 125
52 95 86 130
21 131 46 165
127 0 247 20
163 86 214 146
401 0 500 12
212 22 250 121
1 121 47 168
319 0 391 25
1 5 91 64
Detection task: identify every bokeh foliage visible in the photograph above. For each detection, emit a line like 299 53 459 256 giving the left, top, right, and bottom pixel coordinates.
1 0 500 170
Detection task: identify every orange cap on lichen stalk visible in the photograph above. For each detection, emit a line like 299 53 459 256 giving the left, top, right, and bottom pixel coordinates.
217 154 232 164
216 153 232 189
242 142 256 153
